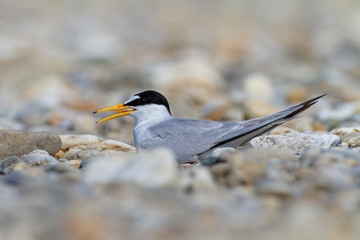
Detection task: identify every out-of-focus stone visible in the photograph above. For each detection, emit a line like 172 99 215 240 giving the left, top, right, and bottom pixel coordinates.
256 179 294 197
318 103 355 126
286 87 310 103
61 160 82 168
83 148 178 189
0 130 62 159
250 133 341 155
150 56 225 92
244 99 281 119
1 156 28 174
178 166 217 192
243 73 274 100
23 150 59 166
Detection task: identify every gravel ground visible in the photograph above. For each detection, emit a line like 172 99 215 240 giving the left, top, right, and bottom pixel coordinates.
1 0 360 239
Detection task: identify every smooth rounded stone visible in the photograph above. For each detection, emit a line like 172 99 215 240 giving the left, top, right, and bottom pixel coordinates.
201 147 235 166
243 73 274 100
269 127 299 135
23 150 59 167
1 156 28 174
317 103 355 126
302 148 360 168
316 164 355 191
0 130 62 159
0 118 25 131
210 148 298 187
149 56 225 92
83 148 178 189
331 127 360 147
256 179 294 197
178 166 217 192
59 134 135 160
250 133 341 155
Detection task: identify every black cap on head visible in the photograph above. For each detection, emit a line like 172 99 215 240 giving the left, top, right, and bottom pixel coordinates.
124 90 171 114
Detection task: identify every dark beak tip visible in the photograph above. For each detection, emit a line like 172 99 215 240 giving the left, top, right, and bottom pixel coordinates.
92 111 97 114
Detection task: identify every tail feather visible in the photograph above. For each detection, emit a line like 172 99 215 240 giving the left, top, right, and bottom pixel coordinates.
207 94 326 151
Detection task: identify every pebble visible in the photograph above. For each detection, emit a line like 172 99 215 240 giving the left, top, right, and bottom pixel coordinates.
1 156 27 174
23 150 59 166
150 56 225 92
318 103 355 126
59 134 135 160
243 73 274 100
0 130 62 159
83 148 178 189
250 133 341 155
256 179 294 197
286 86 310 103
243 99 281 119
331 127 360 147
178 166 217 192
210 148 298 187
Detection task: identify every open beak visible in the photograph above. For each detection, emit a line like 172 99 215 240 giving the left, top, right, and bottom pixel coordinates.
93 103 136 124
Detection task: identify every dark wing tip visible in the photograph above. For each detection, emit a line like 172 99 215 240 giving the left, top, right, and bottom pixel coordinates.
285 93 326 119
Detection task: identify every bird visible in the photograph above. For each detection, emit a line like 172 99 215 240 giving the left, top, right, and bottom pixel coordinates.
94 90 325 164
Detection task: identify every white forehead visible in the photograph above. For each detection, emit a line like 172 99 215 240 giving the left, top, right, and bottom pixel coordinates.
124 95 140 105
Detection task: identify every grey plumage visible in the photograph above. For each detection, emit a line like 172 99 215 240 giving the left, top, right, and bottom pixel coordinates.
95 90 325 164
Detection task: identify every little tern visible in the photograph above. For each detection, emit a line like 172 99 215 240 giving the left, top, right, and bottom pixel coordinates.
94 90 325 163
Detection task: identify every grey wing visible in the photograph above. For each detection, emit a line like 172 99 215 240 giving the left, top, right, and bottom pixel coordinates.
141 118 243 163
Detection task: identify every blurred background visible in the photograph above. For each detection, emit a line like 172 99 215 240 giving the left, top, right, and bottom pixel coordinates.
2 1 360 240
1 0 360 143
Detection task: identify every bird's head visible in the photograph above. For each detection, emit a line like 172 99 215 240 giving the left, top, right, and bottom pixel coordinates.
94 90 171 123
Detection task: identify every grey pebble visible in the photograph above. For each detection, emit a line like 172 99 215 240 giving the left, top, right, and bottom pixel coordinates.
0 130 62 159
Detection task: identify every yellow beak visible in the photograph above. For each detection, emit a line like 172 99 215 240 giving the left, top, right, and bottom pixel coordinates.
93 103 136 123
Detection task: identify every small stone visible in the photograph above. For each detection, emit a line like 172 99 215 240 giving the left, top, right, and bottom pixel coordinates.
150 56 225 92
23 150 59 166
79 159 92 169
1 156 27 174
55 150 65 159
331 127 360 147
61 160 82 168
44 164 78 174
256 179 293 197
318 103 355 126
178 166 217 192
341 133 360 147
316 164 355 191
243 73 274 100
331 127 360 137
250 133 341 155
0 130 62 159
243 99 281 119
59 134 135 160
83 148 178 189
286 87 310 103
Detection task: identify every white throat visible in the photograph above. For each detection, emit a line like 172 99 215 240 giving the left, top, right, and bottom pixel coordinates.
129 104 172 126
